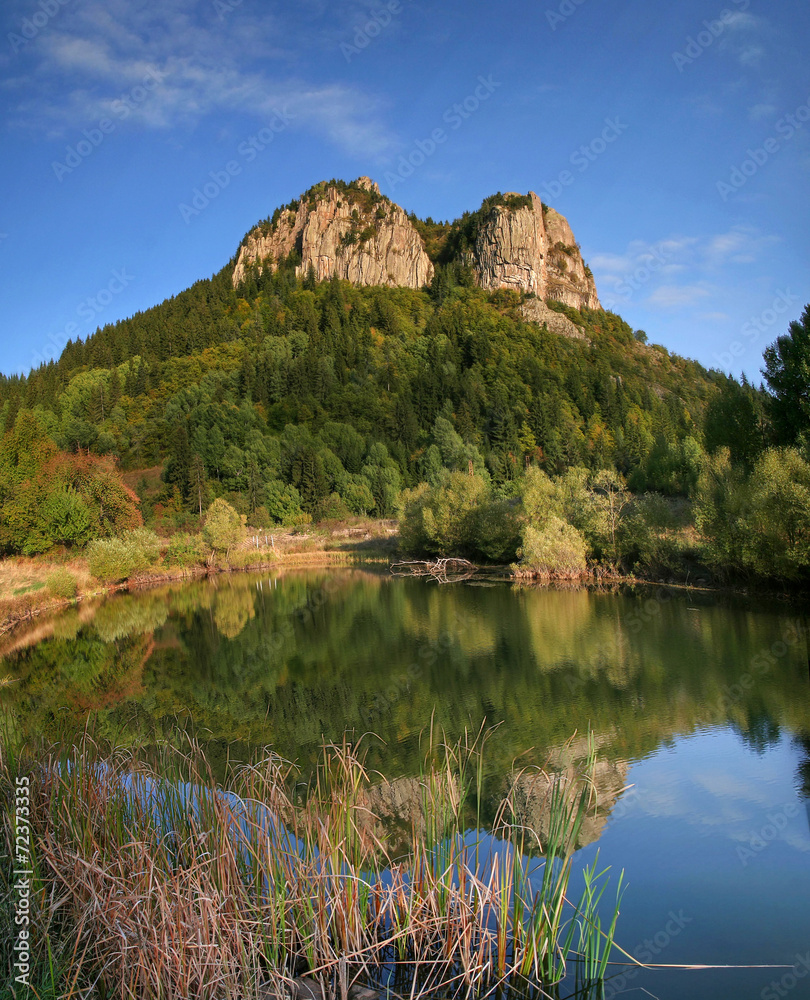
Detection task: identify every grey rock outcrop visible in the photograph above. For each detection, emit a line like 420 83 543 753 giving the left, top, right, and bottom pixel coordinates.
519 298 589 341
471 192 600 309
232 177 433 290
232 179 601 314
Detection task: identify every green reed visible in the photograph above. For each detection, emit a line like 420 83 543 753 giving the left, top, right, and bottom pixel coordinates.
0 726 624 1000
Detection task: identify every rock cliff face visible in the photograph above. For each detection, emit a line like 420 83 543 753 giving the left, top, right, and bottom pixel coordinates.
232 177 433 290
233 178 600 314
470 192 600 309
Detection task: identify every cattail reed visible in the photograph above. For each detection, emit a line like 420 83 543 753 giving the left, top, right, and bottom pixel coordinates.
0 727 623 1000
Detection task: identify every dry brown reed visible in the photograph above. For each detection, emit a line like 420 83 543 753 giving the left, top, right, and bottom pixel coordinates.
0 730 622 1000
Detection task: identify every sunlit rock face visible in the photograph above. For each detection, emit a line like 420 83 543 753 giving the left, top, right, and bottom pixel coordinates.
470 192 600 310
232 177 433 290
232 179 600 313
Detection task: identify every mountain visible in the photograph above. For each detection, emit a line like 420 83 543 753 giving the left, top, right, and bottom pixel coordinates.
0 177 721 551
233 177 600 313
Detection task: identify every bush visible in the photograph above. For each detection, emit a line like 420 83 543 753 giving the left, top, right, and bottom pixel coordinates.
86 528 162 583
164 532 207 569
46 567 78 599
87 537 138 583
203 498 246 561
515 517 588 579
126 527 162 565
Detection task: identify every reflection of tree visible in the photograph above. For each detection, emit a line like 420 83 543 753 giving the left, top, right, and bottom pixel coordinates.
2 571 810 790
796 732 810 800
211 577 257 640
92 592 169 643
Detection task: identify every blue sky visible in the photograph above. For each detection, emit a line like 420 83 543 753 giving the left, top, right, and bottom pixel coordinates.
0 0 808 380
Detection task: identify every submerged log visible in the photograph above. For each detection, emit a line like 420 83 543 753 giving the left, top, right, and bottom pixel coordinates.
389 558 477 584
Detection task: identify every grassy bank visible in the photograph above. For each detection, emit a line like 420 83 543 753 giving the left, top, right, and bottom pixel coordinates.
0 520 398 636
0 730 623 1000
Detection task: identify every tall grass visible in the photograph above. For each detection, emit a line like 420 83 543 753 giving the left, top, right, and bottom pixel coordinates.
0 728 623 1000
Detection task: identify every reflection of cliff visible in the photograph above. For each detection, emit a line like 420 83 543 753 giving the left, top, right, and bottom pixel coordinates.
796 732 810 801
504 740 629 850
356 740 628 856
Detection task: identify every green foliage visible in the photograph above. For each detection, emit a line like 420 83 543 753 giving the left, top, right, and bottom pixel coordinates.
41 487 93 547
264 480 310 527
399 473 520 561
203 498 246 559
0 412 142 555
45 567 78 599
695 446 810 580
622 493 686 574
694 449 753 574
87 528 161 583
164 532 207 569
704 375 765 468
762 304 810 447
516 516 588 578
744 448 810 578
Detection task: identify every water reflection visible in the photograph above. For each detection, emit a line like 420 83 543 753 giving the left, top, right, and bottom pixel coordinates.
1 570 808 787
3 570 808 1000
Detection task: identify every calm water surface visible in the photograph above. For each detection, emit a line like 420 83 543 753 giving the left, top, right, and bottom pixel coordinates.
2 568 809 1000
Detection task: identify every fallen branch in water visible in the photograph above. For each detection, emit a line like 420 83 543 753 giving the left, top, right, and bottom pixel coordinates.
389 558 477 584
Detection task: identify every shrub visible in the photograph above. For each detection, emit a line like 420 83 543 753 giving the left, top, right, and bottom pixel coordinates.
87 537 138 583
515 517 588 578
86 528 162 583
164 532 207 570
45 567 78 599
126 527 162 565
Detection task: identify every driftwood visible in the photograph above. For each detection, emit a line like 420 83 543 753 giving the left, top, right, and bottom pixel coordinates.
389 558 477 584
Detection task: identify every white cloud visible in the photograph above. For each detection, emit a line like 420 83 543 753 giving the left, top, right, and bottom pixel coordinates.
704 226 779 265
647 284 711 309
724 11 761 31
8 0 397 158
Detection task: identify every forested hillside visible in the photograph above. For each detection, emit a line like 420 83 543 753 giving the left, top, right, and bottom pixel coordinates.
0 187 807 585
0 253 713 523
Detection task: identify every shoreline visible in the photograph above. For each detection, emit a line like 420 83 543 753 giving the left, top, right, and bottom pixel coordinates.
1 543 801 641
0 544 390 638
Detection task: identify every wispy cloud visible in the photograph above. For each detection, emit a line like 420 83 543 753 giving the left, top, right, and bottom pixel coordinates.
718 10 769 68
6 0 396 157
591 226 779 312
647 284 711 309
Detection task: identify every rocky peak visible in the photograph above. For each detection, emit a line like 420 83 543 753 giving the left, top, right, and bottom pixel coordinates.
232 178 433 289
232 179 600 316
469 192 600 310
354 176 381 194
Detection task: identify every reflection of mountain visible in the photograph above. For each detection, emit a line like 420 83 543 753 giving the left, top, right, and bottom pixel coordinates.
2 570 809 792
360 742 630 855
505 739 630 850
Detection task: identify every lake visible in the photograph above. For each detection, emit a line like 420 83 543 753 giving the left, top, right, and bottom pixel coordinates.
2 567 809 999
